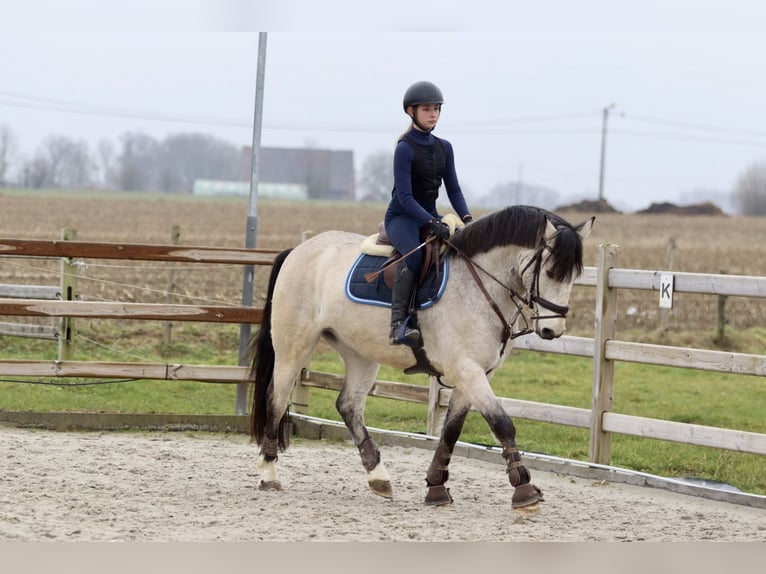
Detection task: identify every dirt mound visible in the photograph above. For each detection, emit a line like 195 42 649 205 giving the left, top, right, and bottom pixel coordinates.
556 199 620 213
636 201 727 216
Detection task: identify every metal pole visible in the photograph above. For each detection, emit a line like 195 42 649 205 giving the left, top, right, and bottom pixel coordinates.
236 32 268 416
597 103 615 202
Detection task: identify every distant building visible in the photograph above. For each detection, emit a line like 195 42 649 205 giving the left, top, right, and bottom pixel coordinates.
242 146 355 201
192 179 308 199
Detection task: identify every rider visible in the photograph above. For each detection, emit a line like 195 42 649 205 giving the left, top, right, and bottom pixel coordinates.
384 80 473 346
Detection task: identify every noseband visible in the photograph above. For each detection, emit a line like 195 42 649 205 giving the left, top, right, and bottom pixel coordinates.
448 238 569 355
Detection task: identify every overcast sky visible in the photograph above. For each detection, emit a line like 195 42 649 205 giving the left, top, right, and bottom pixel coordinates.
3 1 766 211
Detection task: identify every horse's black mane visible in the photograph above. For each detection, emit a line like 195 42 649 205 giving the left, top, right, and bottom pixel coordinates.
449 204 584 282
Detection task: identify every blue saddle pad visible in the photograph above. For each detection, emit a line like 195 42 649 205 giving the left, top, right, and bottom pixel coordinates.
345 254 449 309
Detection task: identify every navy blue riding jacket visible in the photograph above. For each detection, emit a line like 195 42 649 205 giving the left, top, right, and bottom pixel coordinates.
384 127 470 272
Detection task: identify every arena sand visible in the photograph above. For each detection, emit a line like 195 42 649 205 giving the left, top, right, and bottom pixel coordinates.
1 426 764 542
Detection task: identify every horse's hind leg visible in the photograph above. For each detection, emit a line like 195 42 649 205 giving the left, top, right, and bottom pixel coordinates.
258 345 317 491
424 388 471 506
334 355 392 498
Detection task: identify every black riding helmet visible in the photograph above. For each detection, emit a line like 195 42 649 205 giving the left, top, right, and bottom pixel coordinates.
403 81 443 132
402 81 444 111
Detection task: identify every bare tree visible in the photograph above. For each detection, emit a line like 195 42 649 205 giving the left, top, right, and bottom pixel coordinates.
20 155 52 188
44 136 73 186
108 132 241 193
158 133 241 193
733 160 766 216
96 139 116 188
0 125 19 185
58 139 94 188
21 135 95 188
358 150 393 202
113 132 160 191
10 129 245 193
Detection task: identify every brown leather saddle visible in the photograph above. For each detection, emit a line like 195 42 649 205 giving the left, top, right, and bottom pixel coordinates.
374 222 445 290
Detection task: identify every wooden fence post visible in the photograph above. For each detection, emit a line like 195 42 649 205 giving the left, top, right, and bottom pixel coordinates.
427 376 448 436
715 270 728 343
163 225 181 346
589 243 619 464
57 227 77 361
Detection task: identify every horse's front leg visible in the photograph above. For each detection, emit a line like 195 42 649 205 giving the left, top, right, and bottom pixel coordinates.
483 402 543 509
424 388 471 506
459 369 543 510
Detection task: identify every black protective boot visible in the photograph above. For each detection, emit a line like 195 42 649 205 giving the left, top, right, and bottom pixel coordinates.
389 262 421 346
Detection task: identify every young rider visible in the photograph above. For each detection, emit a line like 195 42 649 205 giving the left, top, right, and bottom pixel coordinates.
384 80 473 346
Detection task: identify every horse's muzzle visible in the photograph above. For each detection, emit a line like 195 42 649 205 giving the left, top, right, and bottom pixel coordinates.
537 326 560 340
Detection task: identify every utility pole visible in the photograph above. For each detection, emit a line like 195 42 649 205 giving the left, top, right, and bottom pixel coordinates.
236 32 268 416
597 103 616 202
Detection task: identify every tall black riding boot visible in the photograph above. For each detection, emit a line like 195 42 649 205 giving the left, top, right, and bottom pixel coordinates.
389 262 421 346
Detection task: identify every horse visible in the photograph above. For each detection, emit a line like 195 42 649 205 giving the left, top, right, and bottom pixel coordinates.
250 204 594 509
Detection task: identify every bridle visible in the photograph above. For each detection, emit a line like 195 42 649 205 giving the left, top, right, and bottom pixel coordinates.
446 237 570 355
519 243 572 319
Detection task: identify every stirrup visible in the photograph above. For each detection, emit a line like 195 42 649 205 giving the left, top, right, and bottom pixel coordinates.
389 317 421 347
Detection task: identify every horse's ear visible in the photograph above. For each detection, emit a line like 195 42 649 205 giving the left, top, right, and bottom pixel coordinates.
575 216 595 239
544 219 558 242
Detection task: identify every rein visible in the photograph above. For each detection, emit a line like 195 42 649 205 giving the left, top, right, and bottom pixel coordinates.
445 237 570 355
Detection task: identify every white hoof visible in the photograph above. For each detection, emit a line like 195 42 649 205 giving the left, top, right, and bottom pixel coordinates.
366 463 393 498
258 455 281 490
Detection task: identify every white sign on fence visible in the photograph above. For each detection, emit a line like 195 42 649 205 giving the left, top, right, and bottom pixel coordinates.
659 273 674 308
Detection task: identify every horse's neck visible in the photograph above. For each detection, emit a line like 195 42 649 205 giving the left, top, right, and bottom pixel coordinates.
456 245 526 298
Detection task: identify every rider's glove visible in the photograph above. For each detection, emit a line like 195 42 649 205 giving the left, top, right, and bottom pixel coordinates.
428 219 451 241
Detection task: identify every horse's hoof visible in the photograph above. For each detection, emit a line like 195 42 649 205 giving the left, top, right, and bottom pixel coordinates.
259 480 283 491
424 484 453 506
512 483 543 509
369 479 393 499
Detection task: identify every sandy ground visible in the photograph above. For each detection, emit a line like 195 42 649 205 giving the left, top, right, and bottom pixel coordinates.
1 426 764 542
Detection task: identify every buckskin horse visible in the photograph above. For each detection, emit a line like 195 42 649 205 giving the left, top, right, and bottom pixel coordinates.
250 204 594 510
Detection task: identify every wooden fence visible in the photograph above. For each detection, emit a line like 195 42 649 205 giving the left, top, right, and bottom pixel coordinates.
1 236 765 468
0 282 61 340
0 228 75 347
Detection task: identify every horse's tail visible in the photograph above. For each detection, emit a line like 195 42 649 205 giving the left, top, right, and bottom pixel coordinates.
250 248 293 448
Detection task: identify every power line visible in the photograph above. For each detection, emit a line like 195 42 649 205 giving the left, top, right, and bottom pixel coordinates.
1 89 602 131
612 128 766 148
471 110 599 126
454 126 600 135
4 89 766 148
621 114 766 139
0 90 248 129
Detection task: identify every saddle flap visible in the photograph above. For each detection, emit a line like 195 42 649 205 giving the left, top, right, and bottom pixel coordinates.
382 235 443 290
